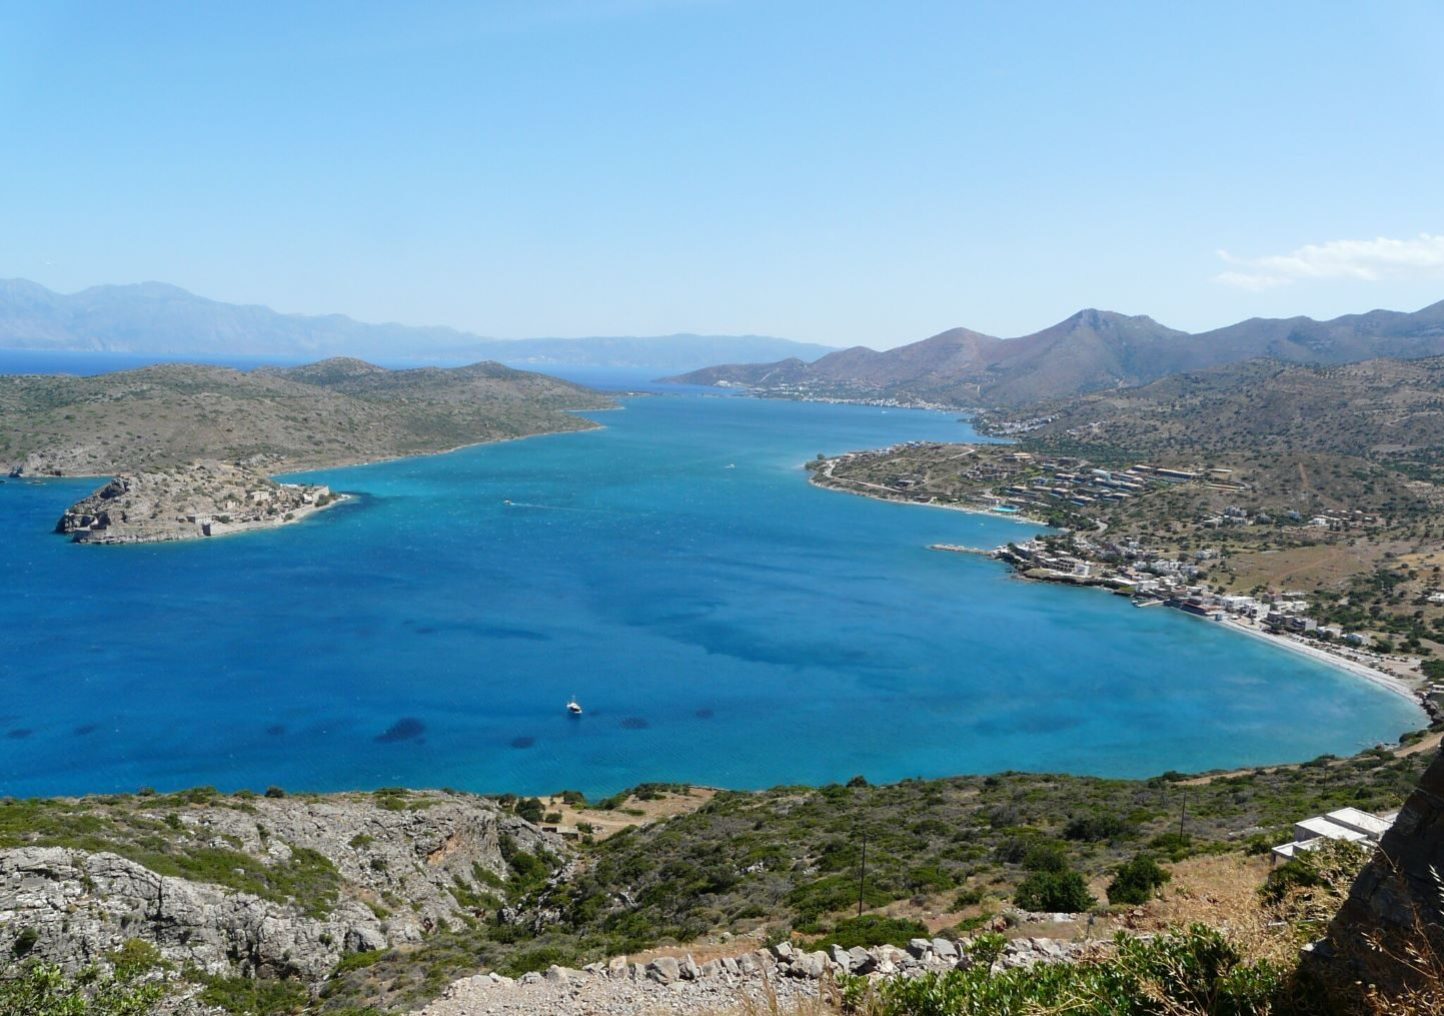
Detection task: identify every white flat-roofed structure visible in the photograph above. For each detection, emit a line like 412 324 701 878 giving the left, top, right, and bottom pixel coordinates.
1273 808 1397 864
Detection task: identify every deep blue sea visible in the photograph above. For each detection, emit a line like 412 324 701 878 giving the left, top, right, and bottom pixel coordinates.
0 393 1424 798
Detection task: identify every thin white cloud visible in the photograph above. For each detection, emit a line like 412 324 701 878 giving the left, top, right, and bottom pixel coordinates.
1214 233 1444 289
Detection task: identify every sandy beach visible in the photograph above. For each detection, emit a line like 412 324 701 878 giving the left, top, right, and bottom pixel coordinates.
1215 615 1422 705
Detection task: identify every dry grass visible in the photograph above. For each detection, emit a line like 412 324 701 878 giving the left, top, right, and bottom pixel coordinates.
545 787 718 841
1224 541 1387 595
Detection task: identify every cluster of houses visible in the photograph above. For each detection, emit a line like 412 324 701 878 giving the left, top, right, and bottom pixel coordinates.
181 482 332 536
999 536 1374 648
972 456 1200 514
1202 505 1386 531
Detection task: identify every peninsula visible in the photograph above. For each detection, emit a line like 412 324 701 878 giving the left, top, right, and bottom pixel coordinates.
806 355 1444 720
1 357 613 477
2 357 614 543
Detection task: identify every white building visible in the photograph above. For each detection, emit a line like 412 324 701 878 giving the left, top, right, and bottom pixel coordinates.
1271 807 1396 864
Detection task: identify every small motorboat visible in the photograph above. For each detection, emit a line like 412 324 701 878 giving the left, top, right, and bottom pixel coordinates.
566 698 583 716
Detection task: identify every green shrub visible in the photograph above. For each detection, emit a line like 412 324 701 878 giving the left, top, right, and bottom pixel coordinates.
867 924 1285 1015
1147 831 1195 862
1021 840 1069 873
1014 869 1095 913
1106 854 1171 905
811 914 928 950
1062 814 1135 843
0 960 169 1016
11 928 38 958
952 887 983 909
198 974 307 1015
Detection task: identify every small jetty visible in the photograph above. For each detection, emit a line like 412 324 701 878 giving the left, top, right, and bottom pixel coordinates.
928 543 995 557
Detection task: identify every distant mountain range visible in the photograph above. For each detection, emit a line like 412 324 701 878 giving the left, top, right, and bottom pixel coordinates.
0 279 834 371
670 300 1444 406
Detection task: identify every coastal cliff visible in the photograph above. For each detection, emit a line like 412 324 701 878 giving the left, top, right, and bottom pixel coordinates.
54 461 339 544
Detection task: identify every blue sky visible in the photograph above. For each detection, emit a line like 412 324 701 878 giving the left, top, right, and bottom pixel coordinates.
3 1 1443 347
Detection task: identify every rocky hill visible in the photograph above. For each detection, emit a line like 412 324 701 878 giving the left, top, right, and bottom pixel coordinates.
0 358 612 477
0 788 562 987
987 354 1444 474
670 299 1444 407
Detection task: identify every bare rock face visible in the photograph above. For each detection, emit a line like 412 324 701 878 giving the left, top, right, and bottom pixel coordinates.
0 847 373 981
0 792 565 982
1325 746 1444 989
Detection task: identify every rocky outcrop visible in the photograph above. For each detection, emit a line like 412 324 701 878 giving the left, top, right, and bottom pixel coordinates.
0 847 374 981
1325 746 1444 991
55 460 338 544
419 936 1105 1016
0 792 564 983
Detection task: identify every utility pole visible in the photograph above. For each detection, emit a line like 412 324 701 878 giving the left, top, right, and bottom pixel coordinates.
857 831 867 917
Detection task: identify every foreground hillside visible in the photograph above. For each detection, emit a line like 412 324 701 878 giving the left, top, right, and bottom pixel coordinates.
2 735 1437 1013
0 357 612 476
669 299 1444 407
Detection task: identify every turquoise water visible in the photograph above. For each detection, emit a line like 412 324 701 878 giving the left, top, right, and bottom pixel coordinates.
0 395 1424 797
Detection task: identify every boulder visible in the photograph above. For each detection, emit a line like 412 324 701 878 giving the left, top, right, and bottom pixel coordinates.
647 956 681 984
931 937 958 960
906 937 932 959
847 946 877 974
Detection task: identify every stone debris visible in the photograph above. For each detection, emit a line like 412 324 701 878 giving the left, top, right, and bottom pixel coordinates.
416 936 1104 1015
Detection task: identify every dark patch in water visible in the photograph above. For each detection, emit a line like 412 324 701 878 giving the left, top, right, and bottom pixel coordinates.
375 717 426 743
414 626 437 635
694 708 714 720
510 736 536 749
73 723 99 736
620 717 650 730
7 729 33 739
973 712 1085 737
265 724 286 736
475 625 550 642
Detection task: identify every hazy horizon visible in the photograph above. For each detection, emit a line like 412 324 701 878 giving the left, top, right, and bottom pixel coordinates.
3 2 1443 347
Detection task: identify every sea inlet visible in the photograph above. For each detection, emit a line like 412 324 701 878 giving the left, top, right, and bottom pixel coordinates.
0 394 1424 797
